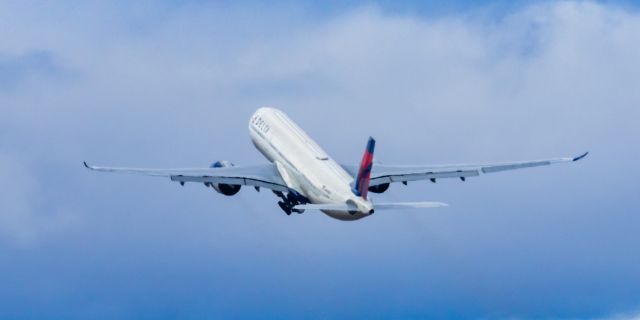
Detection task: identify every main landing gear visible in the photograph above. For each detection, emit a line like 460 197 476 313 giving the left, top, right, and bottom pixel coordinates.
273 191 308 215
277 201 301 215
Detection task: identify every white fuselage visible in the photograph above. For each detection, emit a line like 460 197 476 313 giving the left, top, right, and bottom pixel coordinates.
248 107 373 221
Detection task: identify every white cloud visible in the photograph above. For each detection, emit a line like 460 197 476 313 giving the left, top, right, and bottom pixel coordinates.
0 0 638 234
0 0 638 238
0 2 638 316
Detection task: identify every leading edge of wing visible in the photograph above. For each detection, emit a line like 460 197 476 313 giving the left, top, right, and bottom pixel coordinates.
83 161 207 176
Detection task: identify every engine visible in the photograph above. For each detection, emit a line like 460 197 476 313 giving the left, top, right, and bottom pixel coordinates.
207 160 241 196
368 183 390 194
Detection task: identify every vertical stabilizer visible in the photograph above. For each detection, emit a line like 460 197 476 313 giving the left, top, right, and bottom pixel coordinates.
352 137 375 199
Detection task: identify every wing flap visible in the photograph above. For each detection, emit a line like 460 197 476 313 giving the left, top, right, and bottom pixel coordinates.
373 169 480 184
169 175 289 192
480 160 552 173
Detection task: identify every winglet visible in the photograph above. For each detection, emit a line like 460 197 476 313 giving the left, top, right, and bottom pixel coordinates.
83 161 92 169
572 152 589 162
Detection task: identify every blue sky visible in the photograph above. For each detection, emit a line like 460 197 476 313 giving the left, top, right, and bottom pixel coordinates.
1 1 640 319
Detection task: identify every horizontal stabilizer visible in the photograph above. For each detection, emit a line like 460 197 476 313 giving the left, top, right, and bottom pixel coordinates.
374 202 448 209
293 203 356 211
293 201 448 211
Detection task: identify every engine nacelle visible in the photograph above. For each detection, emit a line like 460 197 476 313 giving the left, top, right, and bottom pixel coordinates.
368 183 390 194
208 160 241 196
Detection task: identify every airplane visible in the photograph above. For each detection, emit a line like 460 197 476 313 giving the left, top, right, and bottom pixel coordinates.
84 107 588 221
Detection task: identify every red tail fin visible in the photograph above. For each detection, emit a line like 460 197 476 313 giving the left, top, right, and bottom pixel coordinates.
352 137 375 199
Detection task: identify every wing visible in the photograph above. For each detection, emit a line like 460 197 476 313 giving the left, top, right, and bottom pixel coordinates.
83 162 289 192
342 152 588 187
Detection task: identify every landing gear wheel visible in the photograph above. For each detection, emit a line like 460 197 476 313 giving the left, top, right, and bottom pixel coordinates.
278 201 292 215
